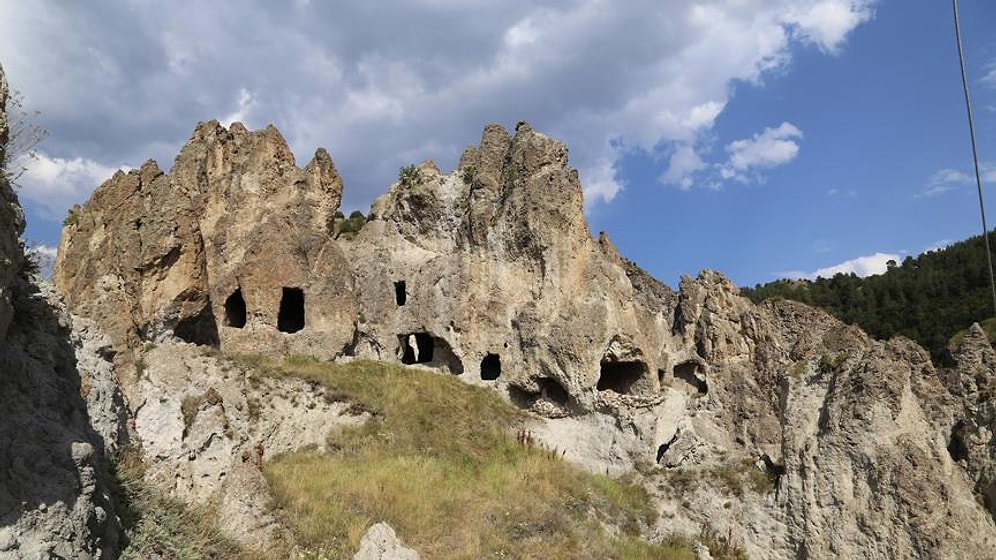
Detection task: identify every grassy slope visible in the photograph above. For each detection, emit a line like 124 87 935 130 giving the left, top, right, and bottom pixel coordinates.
243 357 695 560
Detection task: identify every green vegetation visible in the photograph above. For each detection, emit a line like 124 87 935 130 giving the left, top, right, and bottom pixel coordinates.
398 164 423 188
333 210 367 239
239 357 693 560
63 204 81 227
742 231 996 363
461 164 475 185
113 446 249 559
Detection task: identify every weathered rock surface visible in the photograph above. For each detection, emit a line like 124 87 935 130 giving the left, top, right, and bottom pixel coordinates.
52 118 996 558
54 121 356 362
131 343 368 550
0 64 124 560
353 522 420 560
0 64 24 341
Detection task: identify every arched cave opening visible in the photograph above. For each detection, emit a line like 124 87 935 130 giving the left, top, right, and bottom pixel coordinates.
597 360 648 394
174 302 220 346
480 353 501 380
397 333 464 374
673 360 708 395
394 280 407 306
947 421 970 463
224 288 247 328
277 287 305 334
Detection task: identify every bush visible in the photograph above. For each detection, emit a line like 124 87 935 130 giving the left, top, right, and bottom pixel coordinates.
398 164 423 188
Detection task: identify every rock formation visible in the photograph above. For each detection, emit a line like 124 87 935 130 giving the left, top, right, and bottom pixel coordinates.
0 65 125 560
55 121 356 361
52 118 996 558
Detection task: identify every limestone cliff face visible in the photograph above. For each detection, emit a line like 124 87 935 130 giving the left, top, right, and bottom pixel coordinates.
52 119 996 558
348 122 673 412
55 121 356 360
0 65 125 560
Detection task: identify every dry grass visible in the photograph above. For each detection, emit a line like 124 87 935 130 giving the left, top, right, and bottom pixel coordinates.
239 357 695 560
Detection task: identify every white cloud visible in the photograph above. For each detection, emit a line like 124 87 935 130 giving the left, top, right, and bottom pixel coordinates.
0 0 876 215
982 60 996 89
15 152 126 220
720 122 803 182
221 88 257 128
25 242 57 279
924 239 951 253
916 164 996 198
661 145 706 190
581 157 624 206
782 251 900 280
782 0 876 53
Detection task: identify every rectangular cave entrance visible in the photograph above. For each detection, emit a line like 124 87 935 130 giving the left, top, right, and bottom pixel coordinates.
397 333 464 374
224 288 247 328
278 287 305 333
394 280 407 306
480 353 501 380
597 360 648 394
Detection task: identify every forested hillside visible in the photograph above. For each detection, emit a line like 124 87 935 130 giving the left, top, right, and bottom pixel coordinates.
741 231 996 363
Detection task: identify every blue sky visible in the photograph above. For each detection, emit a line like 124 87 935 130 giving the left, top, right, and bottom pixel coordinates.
1 1 994 288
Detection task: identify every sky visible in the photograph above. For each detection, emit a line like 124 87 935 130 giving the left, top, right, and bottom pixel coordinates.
0 0 994 288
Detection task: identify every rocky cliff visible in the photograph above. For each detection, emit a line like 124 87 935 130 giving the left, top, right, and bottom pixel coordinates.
0 65 126 559
52 118 996 558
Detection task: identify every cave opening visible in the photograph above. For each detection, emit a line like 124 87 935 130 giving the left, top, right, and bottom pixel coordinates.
277 287 305 333
394 281 407 306
597 360 648 394
480 353 501 380
947 421 970 462
673 361 708 395
174 302 220 346
397 333 464 374
224 288 247 328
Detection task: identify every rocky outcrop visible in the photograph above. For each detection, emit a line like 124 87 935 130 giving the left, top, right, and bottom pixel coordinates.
348 122 672 412
131 343 368 550
0 64 24 341
54 121 356 362
0 65 125 559
52 118 996 558
353 522 420 560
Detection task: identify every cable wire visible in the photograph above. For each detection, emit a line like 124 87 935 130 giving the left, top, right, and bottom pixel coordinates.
953 0 996 319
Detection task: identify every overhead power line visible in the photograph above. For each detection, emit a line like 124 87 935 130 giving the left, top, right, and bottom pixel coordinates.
952 0 996 319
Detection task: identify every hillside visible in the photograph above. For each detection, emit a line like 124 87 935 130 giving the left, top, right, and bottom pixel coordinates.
4 60 996 558
742 232 996 362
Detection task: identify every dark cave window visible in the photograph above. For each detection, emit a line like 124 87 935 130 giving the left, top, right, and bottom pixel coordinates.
224 288 247 328
399 333 434 364
673 361 708 395
277 287 305 333
597 360 648 394
174 302 220 346
395 281 407 306
480 353 501 380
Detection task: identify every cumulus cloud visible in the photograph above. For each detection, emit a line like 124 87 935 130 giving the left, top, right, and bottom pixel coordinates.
720 122 803 182
0 0 876 217
782 0 876 53
15 152 126 219
782 251 900 280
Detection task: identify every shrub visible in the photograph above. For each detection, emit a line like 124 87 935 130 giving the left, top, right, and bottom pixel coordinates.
398 164 423 188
